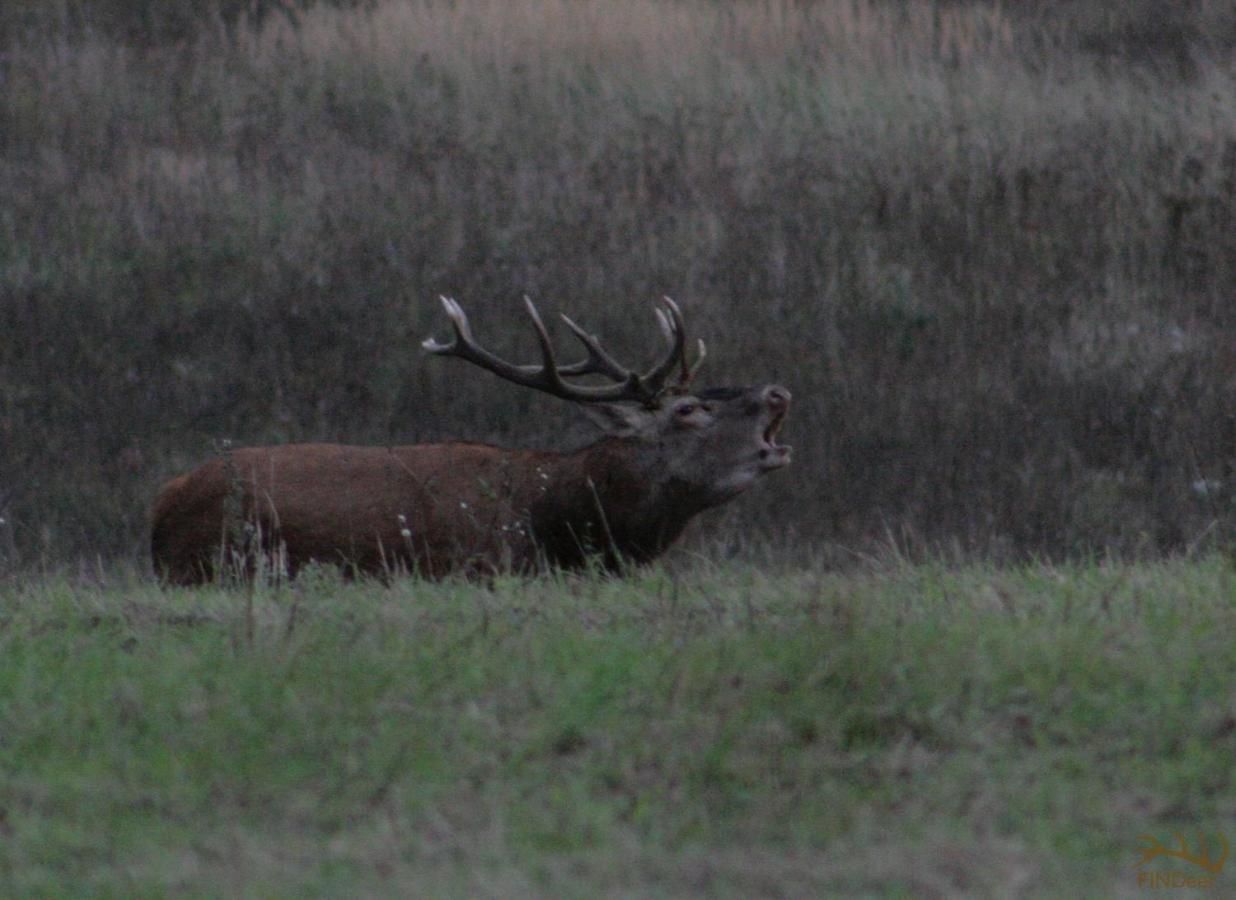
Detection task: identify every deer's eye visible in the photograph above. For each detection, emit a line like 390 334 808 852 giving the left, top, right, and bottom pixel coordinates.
676 403 696 417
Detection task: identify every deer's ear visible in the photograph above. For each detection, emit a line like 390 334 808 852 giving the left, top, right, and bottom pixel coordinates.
579 403 654 436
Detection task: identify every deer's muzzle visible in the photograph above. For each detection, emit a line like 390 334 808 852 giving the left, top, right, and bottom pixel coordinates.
758 385 792 468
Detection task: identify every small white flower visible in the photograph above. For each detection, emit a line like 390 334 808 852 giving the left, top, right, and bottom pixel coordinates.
397 513 406 523
1192 479 1222 498
459 501 469 509
400 528 412 539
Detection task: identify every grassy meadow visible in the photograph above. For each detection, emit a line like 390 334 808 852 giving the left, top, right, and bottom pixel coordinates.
0 0 1233 567
1 558 1234 895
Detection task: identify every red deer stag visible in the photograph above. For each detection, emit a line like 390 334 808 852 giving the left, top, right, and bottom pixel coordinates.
151 297 791 583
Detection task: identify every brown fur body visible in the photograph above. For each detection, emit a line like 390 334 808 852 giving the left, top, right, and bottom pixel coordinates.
151 438 703 584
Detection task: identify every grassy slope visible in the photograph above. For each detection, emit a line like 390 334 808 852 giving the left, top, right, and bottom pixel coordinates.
1 559 1233 896
2 0 1234 564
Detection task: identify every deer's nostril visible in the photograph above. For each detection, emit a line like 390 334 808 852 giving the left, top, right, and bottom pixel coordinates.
765 386 791 408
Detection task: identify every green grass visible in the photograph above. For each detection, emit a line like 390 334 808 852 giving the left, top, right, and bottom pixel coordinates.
1 558 1234 895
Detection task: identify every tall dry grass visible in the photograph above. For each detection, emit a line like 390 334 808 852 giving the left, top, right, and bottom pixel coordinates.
1 0 1233 566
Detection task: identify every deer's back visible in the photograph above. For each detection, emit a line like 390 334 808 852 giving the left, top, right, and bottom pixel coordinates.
150 442 544 583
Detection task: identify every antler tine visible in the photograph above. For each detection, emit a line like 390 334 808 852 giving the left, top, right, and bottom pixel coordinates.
560 299 706 397
558 313 633 381
423 296 657 404
654 307 676 347
420 296 469 353
640 296 691 393
422 296 527 377
681 338 707 387
520 297 565 388
661 298 708 389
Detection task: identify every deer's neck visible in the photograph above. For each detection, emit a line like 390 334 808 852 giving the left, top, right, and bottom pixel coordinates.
527 438 699 569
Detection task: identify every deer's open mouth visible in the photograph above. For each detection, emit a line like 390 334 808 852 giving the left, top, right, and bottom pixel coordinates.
758 407 791 467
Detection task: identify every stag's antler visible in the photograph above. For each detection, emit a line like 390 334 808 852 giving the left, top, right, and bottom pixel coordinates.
423 296 705 406
1138 833 1230 874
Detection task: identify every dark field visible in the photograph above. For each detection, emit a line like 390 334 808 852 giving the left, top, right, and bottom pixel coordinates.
1 0 1234 568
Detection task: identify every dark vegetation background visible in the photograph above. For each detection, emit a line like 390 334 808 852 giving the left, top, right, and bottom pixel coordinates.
1 0 1233 569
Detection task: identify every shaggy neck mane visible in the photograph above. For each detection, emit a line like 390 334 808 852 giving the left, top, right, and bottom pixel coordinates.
527 436 698 569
